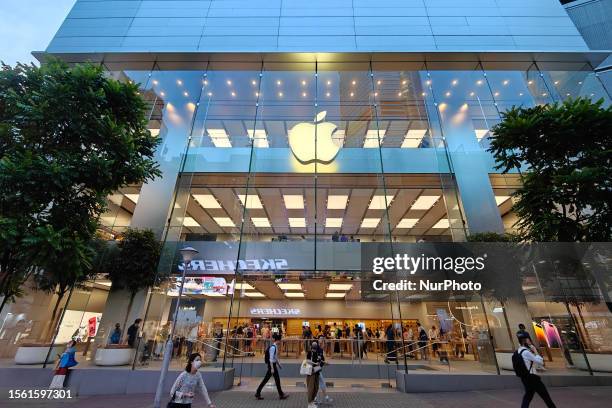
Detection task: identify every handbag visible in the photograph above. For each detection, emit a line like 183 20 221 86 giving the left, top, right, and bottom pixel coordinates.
49 367 68 389
167 391 187 408
300 359 313 376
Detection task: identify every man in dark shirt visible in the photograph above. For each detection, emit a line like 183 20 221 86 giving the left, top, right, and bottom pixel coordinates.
127 318 142 348
517 323 532 342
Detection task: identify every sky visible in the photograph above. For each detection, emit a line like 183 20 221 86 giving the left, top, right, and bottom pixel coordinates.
0 0 76 66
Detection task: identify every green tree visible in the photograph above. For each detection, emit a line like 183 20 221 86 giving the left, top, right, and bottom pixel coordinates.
489 98 612 242
0 59 161 315
105 228 163 332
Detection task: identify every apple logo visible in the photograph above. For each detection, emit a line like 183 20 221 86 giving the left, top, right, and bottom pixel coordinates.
288 111 341 164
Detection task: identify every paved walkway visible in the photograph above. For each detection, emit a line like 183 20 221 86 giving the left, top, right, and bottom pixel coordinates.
0 386 610 408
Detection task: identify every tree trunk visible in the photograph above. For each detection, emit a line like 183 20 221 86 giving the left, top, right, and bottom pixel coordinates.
0 295 9 317
575 303 591 349
41 291 65 342
121 291 136 341
500 300 515 350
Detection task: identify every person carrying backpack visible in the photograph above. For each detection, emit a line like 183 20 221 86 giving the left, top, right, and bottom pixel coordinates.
513 336 557 408
255 334 289 401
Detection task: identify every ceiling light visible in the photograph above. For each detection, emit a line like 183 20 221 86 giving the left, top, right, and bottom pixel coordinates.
494 92 500 97
244 292 265 298
326 92 330 97
326 292 346 298
542 93 547 97
411 195 440 210
276 80 282 86
203 80 208 85
207 128 232 147
152 80 159 85
325 218 343 228
475 129 489 141
237 194 263 209
445 92 451 97
503 80 509 85
213 217 235 227
247 129 269 148
301 80 307 86
333 129 346 146
469 92 475 97
451 80 458 86
124 194 139 203
352 80 356 85
289 218 306 228
285 292 305 298
360 218 380 228
226 80 232 85
432 218 450 229
368 195 394 209
396 218 419 229
426 80 431 85
421 92 426 96
495 196 511 206
519 92 524 96
251 217 271 227
302 92 307 97
283 195 304 209
192 194 221 208
578 81 582 85
183 217 200 227
328 283 353 291
402 80 408 85
327 195 348 209
398 92 402 97
401 129 427 148
528 80 533 85
234 282 254 290
554 81 559 85
278 92 283 97
231 91 236 97
327 80 332 85
278 283 302 290
177 80 183 86
251 80 257 86
207 92 212 96
160 91 165 97
377 80 382 85
363 129 386 148
476 80 483 85
183 91 189 97
350 92 354 97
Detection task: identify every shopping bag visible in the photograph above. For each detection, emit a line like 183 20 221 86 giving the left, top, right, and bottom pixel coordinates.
300 359 313 376
49 374 65 389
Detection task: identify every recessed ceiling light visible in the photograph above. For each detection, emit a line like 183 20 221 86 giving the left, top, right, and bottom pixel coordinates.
368 195 395 209
411 195 440 210
495 196 511 206
237 194 263 209
528 80 533 85
285 292 305 298
328 283 353 291
326 92 330 97
203 80 208 85
426 80 431 85
402 80 408 85
289 218 306 228
350 92 354 97
326 292 346 298
301 80 307 86
377 80 382 85
278 92 283 97
278 283 302 290
124 194 139 203
251 217 271 228
445 92 451 97
231 91 236 97
503 80 509 85
152 80 159 85
277 80 282 86
207 128 232 147
494 92 500 97
234 282 254 290
283 195 304 209
327 80 332 85
398 92 402 97
360 218 380 228
183 217 200 227
451 80 458 86
432 218 450 229
302 92 307 97
244 292 265 298
475 129 489 141
247 129 269 148
325 218 343 228
476 80 483 85
192 194 221 208
363 129 386 148
554 81 559 85
177 80 183 86
183 91 189 97
396 218 419 229
251 80 257 86
327 195 349 209
401 129 427 148
352 80 356 85
213 217 235 227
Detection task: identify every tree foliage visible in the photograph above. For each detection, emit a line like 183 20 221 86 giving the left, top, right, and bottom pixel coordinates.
489 98 612 242
0 59 161 311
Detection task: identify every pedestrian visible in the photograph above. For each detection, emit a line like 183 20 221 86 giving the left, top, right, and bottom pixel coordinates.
384 324 395 363
314 338 333 405
49 340 78 389
517 323 532 342
417 322 428 360
109 323 122 345
305 341 322 408
255 333 289 400
127 318 142 348
429 325 438 357
168 352 215 408
514 335 557 408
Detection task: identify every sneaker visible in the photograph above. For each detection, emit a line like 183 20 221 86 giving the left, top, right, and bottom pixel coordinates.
325 396 334 403
280 393 289 400
254 395 263 400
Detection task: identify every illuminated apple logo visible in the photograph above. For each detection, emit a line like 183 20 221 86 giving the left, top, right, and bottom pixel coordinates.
288 111 340 164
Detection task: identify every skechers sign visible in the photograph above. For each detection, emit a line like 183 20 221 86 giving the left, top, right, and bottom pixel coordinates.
178 259 289 274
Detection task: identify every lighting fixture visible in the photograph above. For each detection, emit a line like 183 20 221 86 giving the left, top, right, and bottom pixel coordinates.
152 80 159 85
401 129 427 148
234 282 254 290
554 81 559 85
326 292 346 298
183 217 200 227
451 80 458 86
495 196 511 206
276 80 282 86
289 218 306 228
207 128 232 147
278 283 302 290
476 80 483 85
251 217 271 228
445 92 451 97
302 92 307 97
402 80 407 85
528 80 533 85
396 218 419 229
301 80 307 86
285 292 305 298
332 129 346 147
227 80 232 85
325 218 343 228
124 194 139 203
231 91 236 97
363 129 386 148
411 195 440 210
278 92 283 97
251 80 257 86
326 92 330 97
474 129 489 141
360 218 380 228
432 218 450 229
244 292 265 298
494 92 500 97
377 80 381 85
368 195 394 209
183 91 189 97
283 195 304 209
328 283 353 291
327 195 349 209
352 80 356 85
177 80 183 85
237 194 263 209
213 217 235 227
327 80 331 85
503 80 509 85
192 194 221 209
247 129 269 148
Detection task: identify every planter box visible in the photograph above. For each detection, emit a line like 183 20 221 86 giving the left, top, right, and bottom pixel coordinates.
570 351 612 372
15 344 65 365
95 347 135 366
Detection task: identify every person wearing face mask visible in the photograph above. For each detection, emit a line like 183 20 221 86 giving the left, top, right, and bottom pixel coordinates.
168 353 215 408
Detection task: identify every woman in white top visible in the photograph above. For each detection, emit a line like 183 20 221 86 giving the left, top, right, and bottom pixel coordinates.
169 353 215 408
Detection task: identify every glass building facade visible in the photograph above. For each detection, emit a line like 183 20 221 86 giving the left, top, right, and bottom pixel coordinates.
1 0 611 389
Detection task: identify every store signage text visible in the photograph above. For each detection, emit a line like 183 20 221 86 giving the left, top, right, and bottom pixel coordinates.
249 307 301 316
178 258 289 273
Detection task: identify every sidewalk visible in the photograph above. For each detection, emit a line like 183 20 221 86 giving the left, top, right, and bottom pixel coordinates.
0 386 610 408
